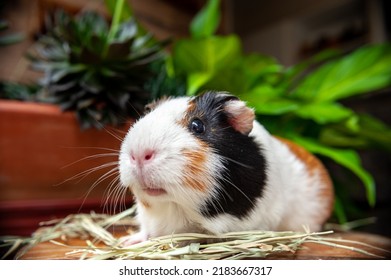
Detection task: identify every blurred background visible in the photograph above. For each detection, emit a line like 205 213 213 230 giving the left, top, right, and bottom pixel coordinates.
0 0 390 239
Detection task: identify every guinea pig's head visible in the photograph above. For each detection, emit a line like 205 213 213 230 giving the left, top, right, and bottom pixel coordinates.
119 91 260 211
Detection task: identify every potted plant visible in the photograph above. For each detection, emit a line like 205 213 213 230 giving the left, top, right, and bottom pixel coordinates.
0 1 183 235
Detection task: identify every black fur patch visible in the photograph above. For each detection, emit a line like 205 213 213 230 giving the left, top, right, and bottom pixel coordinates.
187 91 267 219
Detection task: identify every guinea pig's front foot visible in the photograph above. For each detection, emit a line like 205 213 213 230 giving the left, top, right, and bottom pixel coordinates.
118 231 149 247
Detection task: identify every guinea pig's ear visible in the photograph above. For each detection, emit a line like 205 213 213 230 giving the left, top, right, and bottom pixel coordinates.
224 99 255 135
144 96 169 113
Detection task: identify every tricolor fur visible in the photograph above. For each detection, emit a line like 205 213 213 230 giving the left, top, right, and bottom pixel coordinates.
119 91 334 244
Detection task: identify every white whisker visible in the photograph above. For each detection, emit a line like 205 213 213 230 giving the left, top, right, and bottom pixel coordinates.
55 161 118 186
61 153 119 169
78 167 119 212
220 176 256 208
103 179 127 215
102 124 126 142
214 183 234 202
58 146 120 153
219 155 253 169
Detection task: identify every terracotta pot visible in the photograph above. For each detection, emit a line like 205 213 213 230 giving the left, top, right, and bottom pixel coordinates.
0 100 132 235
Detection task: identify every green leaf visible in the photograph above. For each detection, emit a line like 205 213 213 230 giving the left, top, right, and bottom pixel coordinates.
187 72 213 95
197 54 281 95
357 115 391 151
282 48 341 89
240 54 283 89
190 0 221 39
322 114 391 151
292 44 391 102
239 86 299 115
319 126 369 149
202 62 248 94
256 99 300 115
240 84 281 103
292 136 376 207
172 35 241 93
173 35 241 73
295 102 353 124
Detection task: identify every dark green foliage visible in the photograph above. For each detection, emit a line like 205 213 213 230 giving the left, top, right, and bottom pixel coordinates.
170 0 391 222
0 82 40 100
28 10 167 129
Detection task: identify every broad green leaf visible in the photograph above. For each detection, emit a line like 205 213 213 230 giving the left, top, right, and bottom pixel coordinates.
187 72 213 95
190 0 221 39
281 48 341 90
292 136 376 207
358 114 391 152
255 99 299 115
320 126 369 149
253 99 299 115
202 63 248 94
239 84 280 103
242 53 282 78
323 114 391 152
295 102 353 124
200 54 281 95
172 35 241 74
172 35 241 92
241 54 283 89
240 85 298 115
292 44 391 102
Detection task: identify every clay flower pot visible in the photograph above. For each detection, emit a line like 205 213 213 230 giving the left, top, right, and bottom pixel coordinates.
0 100 132 235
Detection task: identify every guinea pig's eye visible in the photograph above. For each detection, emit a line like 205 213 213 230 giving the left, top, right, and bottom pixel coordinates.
190 118 205 134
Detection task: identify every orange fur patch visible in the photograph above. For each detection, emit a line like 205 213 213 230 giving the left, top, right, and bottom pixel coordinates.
140 200 151 209
275 136 334 224
187 99 196 113
181 144 208 192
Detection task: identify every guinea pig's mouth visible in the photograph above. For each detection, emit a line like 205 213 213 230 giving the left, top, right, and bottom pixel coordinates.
135 173 167 196
138 179 167 196
142 187 167 196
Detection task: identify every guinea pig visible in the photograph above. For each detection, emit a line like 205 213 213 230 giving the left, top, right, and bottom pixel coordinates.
118 91 334 245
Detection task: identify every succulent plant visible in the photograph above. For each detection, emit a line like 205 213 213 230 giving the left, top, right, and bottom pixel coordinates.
29 10 167 129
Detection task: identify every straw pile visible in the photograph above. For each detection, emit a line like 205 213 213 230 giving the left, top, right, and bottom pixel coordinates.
2 206 388 260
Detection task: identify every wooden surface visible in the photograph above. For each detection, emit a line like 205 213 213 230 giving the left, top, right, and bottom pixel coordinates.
16 231 391 260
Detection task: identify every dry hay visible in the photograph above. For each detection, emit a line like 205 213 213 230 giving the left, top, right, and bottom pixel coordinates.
1 206 389 260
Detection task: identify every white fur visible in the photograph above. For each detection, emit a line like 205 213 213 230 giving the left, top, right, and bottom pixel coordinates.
119 96 331 244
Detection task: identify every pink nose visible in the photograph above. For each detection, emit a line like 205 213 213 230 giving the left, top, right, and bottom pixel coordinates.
130 150 155 165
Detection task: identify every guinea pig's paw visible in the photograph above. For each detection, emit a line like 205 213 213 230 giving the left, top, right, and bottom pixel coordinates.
118 232 148 247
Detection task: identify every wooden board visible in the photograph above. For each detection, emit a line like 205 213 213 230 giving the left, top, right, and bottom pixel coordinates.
15 231 391 260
